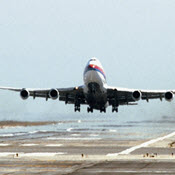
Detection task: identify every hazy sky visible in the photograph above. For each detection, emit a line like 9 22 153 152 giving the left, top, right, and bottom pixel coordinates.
0 0 175 120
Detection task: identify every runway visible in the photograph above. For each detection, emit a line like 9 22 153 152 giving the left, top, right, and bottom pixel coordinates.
0 130 175 174
0 116 175 174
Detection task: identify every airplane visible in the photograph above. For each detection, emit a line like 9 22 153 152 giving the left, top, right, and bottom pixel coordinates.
0 57 174 113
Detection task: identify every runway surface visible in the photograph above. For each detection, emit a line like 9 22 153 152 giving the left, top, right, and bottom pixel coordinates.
0 115 175 174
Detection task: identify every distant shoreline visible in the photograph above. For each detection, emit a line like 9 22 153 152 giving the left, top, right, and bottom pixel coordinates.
0 121 58 128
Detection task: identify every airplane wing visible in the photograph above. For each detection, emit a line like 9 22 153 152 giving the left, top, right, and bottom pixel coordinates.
0 85 174 110
0 86 86 104
107 86 175 105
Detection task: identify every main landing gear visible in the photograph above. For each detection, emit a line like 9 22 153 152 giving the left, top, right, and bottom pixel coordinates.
87 107 93 113
74 106 80 112
74 96 81 112
74 100 80 112
112 106 118 113
111 99 119 113
100 107 106 113
87 106 106 113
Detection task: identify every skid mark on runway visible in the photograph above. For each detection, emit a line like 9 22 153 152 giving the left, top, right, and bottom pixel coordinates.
107 131 175 156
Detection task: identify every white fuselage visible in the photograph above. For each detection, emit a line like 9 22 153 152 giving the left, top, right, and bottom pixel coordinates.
83 58 108 109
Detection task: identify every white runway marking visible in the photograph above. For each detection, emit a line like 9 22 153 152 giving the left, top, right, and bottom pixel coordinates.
20 152 66 157
0 144 10 146
90 170 175 173
107 131 175 156
20 144 38 147
45 144 63 147
0 152 17 156
0 152 67 157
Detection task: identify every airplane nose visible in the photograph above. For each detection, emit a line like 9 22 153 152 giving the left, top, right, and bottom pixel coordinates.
90 57 97 62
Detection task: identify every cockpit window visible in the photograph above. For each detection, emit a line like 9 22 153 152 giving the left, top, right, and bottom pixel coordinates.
90 58 96 61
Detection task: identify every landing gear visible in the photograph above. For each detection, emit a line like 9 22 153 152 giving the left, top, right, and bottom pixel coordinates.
74 97 81 112
75 100 80 112
100 107 106 113
87 107 93 113
111 98 119 113
74 106 80 112
112 106 118 113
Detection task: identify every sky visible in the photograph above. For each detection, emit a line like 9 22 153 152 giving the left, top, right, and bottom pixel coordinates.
0 0 175 121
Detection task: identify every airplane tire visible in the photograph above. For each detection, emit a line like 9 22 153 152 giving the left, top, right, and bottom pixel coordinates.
75 106 80 112
100 107 106 113
87 107 93 113
112 107 118 113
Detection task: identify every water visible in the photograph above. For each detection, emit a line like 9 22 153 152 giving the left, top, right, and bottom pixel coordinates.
0 113 174 142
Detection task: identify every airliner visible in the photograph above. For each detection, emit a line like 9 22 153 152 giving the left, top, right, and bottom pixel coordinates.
0 57 174 113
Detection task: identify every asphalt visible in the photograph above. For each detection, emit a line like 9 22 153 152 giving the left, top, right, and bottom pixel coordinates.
0 132 175 175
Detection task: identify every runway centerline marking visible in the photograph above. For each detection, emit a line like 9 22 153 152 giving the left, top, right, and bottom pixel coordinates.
107 131 175 156
0 144 10 146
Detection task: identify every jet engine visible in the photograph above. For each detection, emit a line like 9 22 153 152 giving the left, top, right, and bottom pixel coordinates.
49 89 59 100
20 89 30 100
132 90 142 101
165 91 174 102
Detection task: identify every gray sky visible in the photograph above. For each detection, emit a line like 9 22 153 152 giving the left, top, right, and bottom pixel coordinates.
0 0 175 120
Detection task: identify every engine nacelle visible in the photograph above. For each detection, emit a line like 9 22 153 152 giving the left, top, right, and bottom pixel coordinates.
165 91 174 102
49 89 59 100
20 89 30 100
132 90 142 101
